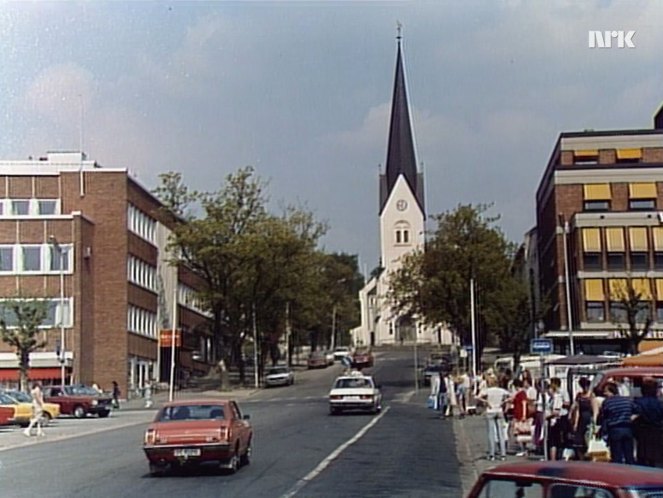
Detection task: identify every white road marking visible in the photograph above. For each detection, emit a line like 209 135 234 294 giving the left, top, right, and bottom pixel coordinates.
392 390 416 404
281 406 391 498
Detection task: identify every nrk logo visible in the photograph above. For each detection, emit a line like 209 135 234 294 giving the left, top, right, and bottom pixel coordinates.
588 30 636 49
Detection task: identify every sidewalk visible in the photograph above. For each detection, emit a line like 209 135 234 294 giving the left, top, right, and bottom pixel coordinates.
120 384 260 411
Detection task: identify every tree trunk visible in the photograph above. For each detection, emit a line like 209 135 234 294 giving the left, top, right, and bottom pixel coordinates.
19 349 30 391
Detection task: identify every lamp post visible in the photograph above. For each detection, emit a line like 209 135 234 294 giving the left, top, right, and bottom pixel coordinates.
168 275 178 402
48 235 68 388
558 214 575 356
470 277 477 380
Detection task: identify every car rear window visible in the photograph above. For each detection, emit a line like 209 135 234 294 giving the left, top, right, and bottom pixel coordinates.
476 479 543 498
334 378 372 389
157 404 225 421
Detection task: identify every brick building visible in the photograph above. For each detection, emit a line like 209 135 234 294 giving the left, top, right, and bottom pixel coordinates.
535 107 663 354
0 152 215 395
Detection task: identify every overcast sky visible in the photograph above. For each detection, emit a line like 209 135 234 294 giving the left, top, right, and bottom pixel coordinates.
2 1 663 273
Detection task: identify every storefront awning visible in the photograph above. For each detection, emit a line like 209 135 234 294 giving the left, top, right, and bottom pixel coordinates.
0 367 63 382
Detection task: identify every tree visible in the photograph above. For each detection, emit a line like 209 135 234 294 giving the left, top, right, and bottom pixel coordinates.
0 298 49 391
609 279 653 355
154 167 332 384
389 204 515 359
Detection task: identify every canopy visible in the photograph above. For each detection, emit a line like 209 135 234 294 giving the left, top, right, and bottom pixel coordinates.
622 353 663 367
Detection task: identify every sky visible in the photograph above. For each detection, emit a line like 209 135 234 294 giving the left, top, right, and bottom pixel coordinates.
2 1 663 274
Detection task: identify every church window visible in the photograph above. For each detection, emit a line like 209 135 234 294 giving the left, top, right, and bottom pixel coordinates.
394 221 411 246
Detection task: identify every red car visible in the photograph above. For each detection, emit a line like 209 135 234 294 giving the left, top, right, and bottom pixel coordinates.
307 352 328 369
0 405 15 426
468 461 663 498
351 349 374 369
43 385 113 418
143 399 253 476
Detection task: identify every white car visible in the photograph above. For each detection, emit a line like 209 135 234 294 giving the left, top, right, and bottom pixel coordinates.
332 346 351 361
264 366 295 387
328 371 382 415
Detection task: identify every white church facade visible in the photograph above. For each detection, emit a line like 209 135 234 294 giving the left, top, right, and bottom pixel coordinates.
352 37 453 347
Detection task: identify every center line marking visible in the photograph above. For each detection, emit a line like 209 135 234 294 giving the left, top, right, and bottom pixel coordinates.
281 406 391 498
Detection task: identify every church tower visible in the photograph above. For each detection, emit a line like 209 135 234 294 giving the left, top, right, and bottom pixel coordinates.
352 31 434 347
379 32 426 274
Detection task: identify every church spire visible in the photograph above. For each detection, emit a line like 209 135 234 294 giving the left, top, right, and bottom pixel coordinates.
379 26 424 214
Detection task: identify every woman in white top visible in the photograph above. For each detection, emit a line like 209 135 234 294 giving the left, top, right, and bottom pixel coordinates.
479 376 510 461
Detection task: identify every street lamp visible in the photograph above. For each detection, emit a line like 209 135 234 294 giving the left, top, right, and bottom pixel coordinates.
48 235 68 388
558 214 575 355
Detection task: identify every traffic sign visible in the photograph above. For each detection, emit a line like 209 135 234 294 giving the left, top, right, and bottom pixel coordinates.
530 338 553 355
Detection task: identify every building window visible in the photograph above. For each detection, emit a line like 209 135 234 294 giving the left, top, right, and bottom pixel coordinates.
609 302 628 322
21 246 41 272
403 230 409 243
585 302 605 322
396 230 402 244
583 200 609 211
607 253 626 271
0 247 14 272
636 303 651 323
655 253 663 270
629 199 656 210
394 221 411 246
38 200 58 215
127 203 157 244
11 200 30 216
49 246 71 272
583 253 602 271
0 298 72 328
657 302 663 322
630 252 649 271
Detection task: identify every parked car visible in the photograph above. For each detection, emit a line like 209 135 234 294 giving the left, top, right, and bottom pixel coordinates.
590 366 663 398
43 384 113 418
143 399 252 476
467 461 663 498
0 404 14 426
1 390 61 426
328 370 382 415
324 350 334 366
333 346 351 361
307 352 328 369
351 349 374 369
420 364 447 387
264 366 294 387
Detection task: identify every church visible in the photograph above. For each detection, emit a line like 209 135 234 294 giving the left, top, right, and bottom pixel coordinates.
352 35 453 347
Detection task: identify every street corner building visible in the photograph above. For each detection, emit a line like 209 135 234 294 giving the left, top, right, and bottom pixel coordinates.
0 152 217 396
352 36 453 348
532 104 663 355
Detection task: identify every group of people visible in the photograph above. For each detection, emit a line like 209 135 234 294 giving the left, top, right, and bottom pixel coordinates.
429 370 472 419
473 369 663 466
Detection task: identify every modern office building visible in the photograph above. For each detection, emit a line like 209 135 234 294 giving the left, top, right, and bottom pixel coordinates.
535 106 663 354
0 152 215 395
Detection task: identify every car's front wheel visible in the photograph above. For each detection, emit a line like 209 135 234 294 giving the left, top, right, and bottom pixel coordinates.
73 405 86 419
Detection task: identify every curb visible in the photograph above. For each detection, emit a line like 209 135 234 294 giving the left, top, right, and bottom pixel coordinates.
453 417 480 497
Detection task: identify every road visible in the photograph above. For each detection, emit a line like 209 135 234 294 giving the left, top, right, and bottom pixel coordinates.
0 348 462 498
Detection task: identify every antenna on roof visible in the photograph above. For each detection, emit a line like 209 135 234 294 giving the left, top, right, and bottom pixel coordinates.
396 21 403 42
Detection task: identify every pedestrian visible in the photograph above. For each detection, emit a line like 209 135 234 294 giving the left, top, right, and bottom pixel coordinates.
478 375 509 461
510 379 530 457
546 377 569 461
430 370 442 412
570 377 597 460
533 379 549 456
92 382 102 394
457 371 470 418
438 374 449 418
599 381 638 465
144 379 154 409
633 378 663 467
23 382 45 437
112 380 121 409
445 374 457 418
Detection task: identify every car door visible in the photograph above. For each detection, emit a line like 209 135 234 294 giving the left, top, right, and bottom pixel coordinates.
231 402 249 452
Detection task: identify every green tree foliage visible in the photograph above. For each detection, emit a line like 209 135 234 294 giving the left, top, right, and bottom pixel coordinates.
388 204 530 361
0 298 49 391
154 167 360 383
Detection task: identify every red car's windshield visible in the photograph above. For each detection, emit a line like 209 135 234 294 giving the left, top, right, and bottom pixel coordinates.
157 404 225 422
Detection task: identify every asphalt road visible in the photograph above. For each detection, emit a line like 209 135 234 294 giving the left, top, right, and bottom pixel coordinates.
0 348 462 498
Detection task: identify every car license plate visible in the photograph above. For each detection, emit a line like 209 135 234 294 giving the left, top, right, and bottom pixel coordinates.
174 448 201 457
346 396 360 401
